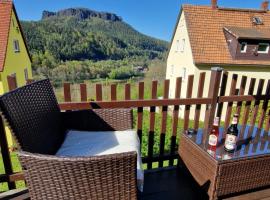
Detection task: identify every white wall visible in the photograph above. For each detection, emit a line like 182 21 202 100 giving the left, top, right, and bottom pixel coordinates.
166 11 197 118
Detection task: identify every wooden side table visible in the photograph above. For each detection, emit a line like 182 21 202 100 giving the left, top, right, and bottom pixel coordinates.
179 126 270 200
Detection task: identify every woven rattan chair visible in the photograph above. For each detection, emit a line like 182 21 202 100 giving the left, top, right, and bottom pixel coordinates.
0 79 137 200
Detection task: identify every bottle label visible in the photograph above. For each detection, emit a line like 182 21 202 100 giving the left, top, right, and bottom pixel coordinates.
225 134 236 150
208 134 218 146
232 116 238 125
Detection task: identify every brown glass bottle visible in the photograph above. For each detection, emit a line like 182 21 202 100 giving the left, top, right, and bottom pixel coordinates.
208 117 220 147
224 114 239 152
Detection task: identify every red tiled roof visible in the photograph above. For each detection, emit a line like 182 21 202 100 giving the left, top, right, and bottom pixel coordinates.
0 1 12 71
182 5 270 66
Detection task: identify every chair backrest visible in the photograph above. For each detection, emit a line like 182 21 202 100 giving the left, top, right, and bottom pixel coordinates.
0 79 65 155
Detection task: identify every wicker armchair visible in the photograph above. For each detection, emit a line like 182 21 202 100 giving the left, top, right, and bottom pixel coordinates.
0 79 137 200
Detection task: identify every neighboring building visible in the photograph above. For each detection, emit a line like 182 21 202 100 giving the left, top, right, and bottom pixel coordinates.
166 0 270 120
0 0 33 148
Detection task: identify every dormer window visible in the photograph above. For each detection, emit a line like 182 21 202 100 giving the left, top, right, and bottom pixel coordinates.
252 17 263 25
258 43 269 54
240 42 247 53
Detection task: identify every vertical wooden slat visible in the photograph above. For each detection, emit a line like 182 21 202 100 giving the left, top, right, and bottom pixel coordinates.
158 79 169 167
96 84 102 101
169 77 182 166
217 71 228 118
258 80 270 129
147 80 157 169
223 74 238 133
183 75 194 131
137 82 144 145
111 84 117 101
0 118 16 189
125 84 131 100
194 72 206 131
80 83 87 102
247 79 265 138
63 83 71 102
239 78 256 138
236 76 247 115
250 79 265 127
203 67 222 143
265 110 270 132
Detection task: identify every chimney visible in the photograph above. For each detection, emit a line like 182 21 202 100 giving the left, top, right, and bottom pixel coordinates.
211 0 218 9
261 1 269 11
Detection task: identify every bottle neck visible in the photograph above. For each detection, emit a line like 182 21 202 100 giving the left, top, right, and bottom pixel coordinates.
231 117 238 125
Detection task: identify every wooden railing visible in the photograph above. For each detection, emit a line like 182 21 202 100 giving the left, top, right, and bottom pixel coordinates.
0 68 269 193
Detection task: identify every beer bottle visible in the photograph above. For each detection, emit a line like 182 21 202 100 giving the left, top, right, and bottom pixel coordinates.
208 117 220 147
224 114 239 152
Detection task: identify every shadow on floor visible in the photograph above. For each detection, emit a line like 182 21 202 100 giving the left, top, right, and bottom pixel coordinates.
139 166 209 200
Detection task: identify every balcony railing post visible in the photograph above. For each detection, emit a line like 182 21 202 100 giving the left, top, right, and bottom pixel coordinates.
203 67 223 144
0 116 16 189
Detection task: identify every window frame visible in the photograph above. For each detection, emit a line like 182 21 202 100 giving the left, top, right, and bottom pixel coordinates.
240 42 247 53
24 68 28 81
258 43 270 54
13 40 20 53
180 39 185 52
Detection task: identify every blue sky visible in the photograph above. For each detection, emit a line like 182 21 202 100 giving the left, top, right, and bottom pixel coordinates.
13 0 265 41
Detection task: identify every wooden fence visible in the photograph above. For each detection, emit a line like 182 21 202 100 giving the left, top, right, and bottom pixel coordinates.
0 68 270 193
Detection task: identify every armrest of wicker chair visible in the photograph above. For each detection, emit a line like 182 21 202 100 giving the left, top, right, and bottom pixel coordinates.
18 150 137 200
61 108 133 131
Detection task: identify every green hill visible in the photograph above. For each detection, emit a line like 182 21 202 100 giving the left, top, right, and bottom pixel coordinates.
21 8 168 84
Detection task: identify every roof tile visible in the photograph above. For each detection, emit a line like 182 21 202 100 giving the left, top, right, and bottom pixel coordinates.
0 1 12 71
183 5 270 66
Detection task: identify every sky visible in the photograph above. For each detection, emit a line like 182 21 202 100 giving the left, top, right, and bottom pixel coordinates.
13 0 266 41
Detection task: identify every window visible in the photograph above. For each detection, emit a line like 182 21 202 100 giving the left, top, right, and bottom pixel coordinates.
258 43 269 54
240 42 247 53
176 39 185 52
253 17 263 25
13 40 20 52
180 39 185 52
24 68 28 80
176 40 180 52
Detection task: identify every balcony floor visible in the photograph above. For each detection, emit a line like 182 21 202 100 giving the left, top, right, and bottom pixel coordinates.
139 166 209 200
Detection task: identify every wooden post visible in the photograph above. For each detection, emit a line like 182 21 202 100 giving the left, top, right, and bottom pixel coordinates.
203 67 222 144
158 79 169 167
96 84 102 101
169 77 182 166
111 84 117 101
0 117 16 189
216 71 228 118
137 82 144 145
63 83 71 102
80 84 87 102
147 80 157 169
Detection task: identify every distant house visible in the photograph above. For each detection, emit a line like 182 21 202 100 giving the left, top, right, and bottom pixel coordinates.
0 0 33 148
166 0 270 119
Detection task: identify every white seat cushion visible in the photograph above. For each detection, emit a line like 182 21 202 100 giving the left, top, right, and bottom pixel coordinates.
56 129 144 191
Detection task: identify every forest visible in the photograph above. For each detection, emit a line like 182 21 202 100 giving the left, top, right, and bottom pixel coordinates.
21 8 169 85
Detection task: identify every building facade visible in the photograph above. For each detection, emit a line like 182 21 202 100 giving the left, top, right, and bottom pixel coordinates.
0 1 33 148
166 0 270 120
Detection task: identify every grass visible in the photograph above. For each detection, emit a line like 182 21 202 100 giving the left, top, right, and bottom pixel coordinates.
0 152 25 192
